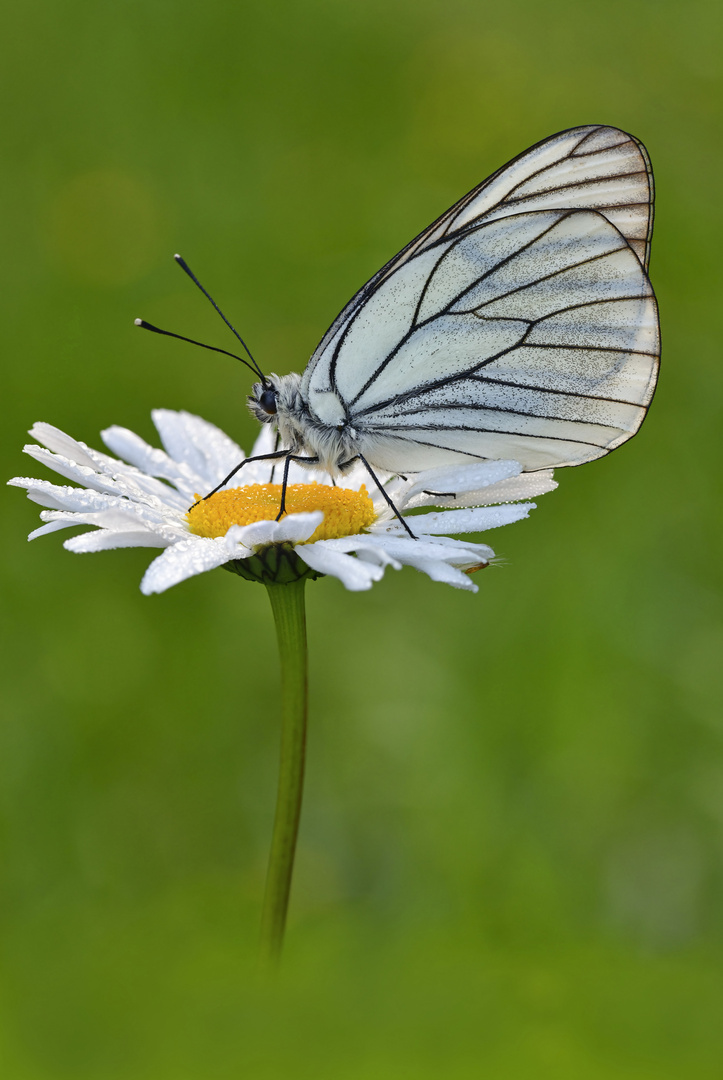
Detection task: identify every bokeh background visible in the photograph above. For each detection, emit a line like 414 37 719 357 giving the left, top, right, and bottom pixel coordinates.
2 1 722 1076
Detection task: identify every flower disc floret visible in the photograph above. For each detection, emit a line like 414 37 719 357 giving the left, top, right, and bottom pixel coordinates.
187 482 376 544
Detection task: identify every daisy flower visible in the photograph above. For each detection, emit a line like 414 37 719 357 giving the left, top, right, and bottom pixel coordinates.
10 405 558 967
9 410 557 594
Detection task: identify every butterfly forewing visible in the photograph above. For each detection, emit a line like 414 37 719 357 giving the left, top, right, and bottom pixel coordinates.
446 126 653 270
300 126 658 474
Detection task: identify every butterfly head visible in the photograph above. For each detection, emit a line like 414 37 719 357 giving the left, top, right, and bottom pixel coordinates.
248 373 303 432
248 372 356 474
249 376 282 426
253 383 278 418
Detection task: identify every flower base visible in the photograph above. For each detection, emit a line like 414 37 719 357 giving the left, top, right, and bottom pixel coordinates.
224 544 325 586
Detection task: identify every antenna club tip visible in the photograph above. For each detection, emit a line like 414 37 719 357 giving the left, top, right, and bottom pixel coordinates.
174 253 183 261
134 318 143 326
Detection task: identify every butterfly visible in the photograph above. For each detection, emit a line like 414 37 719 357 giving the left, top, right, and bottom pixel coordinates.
139 125 659 532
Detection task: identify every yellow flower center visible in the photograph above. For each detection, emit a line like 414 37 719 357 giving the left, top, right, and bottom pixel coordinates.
186 482 376 544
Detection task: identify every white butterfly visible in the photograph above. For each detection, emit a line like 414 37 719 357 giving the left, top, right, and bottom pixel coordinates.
248 125 658 488
142 125 659 529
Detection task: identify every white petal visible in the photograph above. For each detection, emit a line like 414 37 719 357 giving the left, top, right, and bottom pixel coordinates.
334 535 493 579
8 476 88 511
287 457 330 485
101 425 203 498
29 425 143 480
406 474 557 510
16 481 138 516
65 529 168 553
398 556 479 591
236 455 284 485
22 446 121 494
23 450 190 514
12 480 178 537
303 534 403 570
224 512 324 551
298 544 385 590
271 512 326 544
354 546 402 570
140 536 231 594
256 455 317 488
244 426 337 486
400 459 522 506
90 462 190 508
340 458 383 492
382 503 536 536
28 519 80 540
36 505 185 545
41 488 186 529
152 410 245 488
401 534 495 561
249 424 277 459
247 452 331 488
316 533 424 556
28 423 99 468
471 470 557 505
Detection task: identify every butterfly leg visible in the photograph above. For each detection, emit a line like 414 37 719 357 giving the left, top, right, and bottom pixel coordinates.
422 489 457 499
275 453 321 521
189 449 291 509
354 454 417 539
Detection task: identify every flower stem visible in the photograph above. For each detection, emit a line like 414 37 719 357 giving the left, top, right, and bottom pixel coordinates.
259 577 309 968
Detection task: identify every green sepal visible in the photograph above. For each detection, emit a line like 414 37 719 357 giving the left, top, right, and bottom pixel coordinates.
223 543 324 586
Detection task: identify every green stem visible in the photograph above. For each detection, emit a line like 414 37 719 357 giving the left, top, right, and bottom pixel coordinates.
259 577 309 968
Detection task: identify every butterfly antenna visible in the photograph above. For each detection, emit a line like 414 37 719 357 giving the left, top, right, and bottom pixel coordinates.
173 254 266 383
134 319 264 382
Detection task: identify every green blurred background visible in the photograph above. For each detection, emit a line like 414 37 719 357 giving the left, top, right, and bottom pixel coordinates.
2 0 722 1076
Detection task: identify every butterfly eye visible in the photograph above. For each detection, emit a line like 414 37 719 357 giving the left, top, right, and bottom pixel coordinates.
258 388 278 415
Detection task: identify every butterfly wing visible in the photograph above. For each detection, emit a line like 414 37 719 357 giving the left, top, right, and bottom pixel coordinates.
416 124 654 271
301 126 658 472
